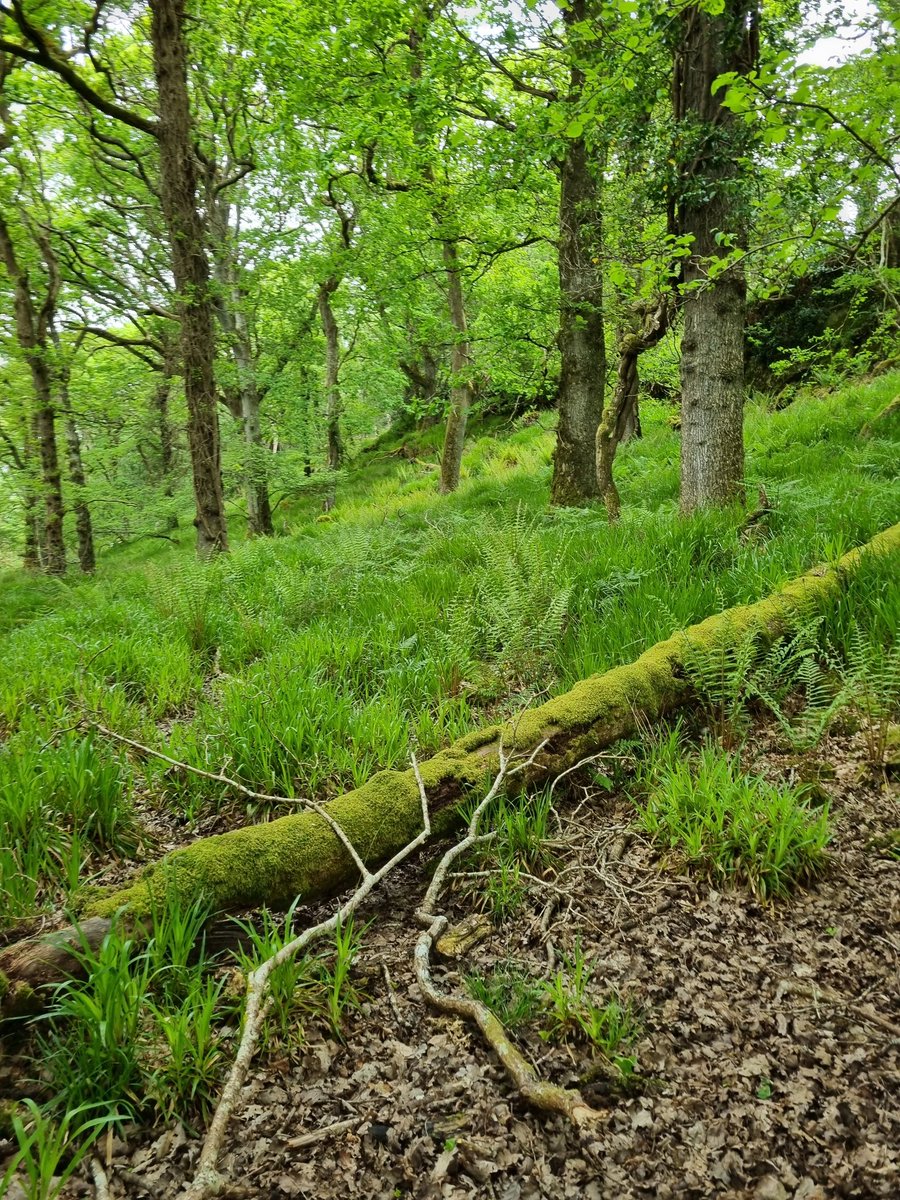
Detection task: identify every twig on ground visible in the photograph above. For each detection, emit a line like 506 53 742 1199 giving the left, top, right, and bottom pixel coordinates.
92 722 310 806
381 960 405 1027
413 741 602 1127
180 757 433 1199
90 1157 110 1200
781 980 900 1040
284 1116 361 1150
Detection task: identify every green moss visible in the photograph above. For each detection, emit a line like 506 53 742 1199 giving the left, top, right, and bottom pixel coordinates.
83 520 900 921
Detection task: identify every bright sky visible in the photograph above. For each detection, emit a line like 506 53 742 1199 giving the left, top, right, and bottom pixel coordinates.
798 0 876 66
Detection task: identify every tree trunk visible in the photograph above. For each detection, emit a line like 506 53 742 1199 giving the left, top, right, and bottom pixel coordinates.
149 0 227 555
597 296 673 521
31 389 66 575
209 196 274 537
153 337 179 531
439 237 473 494
232 303 274 536
64 417 95 573
49 322 95 573
550 2 605 507
317 278 344 472
881 202 900 269
23 467 42 571
674 3 759 514
0 214 66 575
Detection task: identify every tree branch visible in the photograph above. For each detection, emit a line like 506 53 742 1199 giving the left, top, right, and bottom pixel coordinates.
1 2 158 137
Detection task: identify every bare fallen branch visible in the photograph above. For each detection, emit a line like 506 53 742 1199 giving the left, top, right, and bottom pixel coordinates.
90 1157 111 1200
413 742 602 1127
92 722 309 807
182 757 433 1199
283 1116 360 1150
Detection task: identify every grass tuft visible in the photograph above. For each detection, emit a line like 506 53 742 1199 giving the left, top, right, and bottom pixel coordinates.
635 736 831 900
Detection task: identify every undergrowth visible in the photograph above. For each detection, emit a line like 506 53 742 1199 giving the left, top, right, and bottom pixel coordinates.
635 733 832 900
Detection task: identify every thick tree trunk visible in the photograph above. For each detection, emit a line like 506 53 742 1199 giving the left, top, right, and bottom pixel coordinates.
674 3 759 514
317 278 344 472
149 0 227 555
550 1 605 507
0 214 66 575
439 237 473 494
551 131 605 506
597 296 673 521
64 417 95 573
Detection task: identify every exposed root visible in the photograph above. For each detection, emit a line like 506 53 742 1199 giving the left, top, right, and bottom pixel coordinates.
413 742 602 1127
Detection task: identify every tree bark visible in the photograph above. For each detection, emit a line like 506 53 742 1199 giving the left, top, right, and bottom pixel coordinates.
439 237 474 494
0 213 66 575
152 333 180 530
22 425 42 570
318 278 344 472
550 3 606 507
674 2 759 514
597 296 673 521
881 202 900 269
49 322 95 573
63 416 95 573
149 0 227 554
210 196 274 537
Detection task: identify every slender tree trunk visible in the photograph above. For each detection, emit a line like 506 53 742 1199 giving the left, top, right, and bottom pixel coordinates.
31 385 66 575
597 296 673 521
149 0 227 554
881 202 900 269
551 1 605 507
23 487 41 570
152 337 179 530
317 278 344 472
49 322 95 573
22 426 42 570
439 237 473 494
232 312 274 535
674 3 758 513
210 197 274 537
63 416 95 573
153 377 176 481
0 214 66 575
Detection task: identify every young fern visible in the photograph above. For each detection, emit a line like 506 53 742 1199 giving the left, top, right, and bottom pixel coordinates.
750 619 849 750
842 625 900 763
680 622 761 746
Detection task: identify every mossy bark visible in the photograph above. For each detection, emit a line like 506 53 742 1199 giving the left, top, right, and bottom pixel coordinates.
82 521 900 922
2 522 898 1017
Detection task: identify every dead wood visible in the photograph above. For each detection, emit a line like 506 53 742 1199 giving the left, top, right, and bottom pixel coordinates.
412 745 602 1126
1 521 898 1019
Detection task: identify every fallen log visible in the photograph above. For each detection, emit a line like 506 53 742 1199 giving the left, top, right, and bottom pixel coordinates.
2 521 898 1016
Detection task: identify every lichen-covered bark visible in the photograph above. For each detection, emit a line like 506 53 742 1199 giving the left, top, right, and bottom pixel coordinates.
83 521 900 922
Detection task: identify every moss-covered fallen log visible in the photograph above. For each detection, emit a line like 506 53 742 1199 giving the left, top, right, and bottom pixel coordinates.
1 521 898 1014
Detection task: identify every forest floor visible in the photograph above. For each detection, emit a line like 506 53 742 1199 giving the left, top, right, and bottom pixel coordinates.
2 374 899 1199
41 719 898 1200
